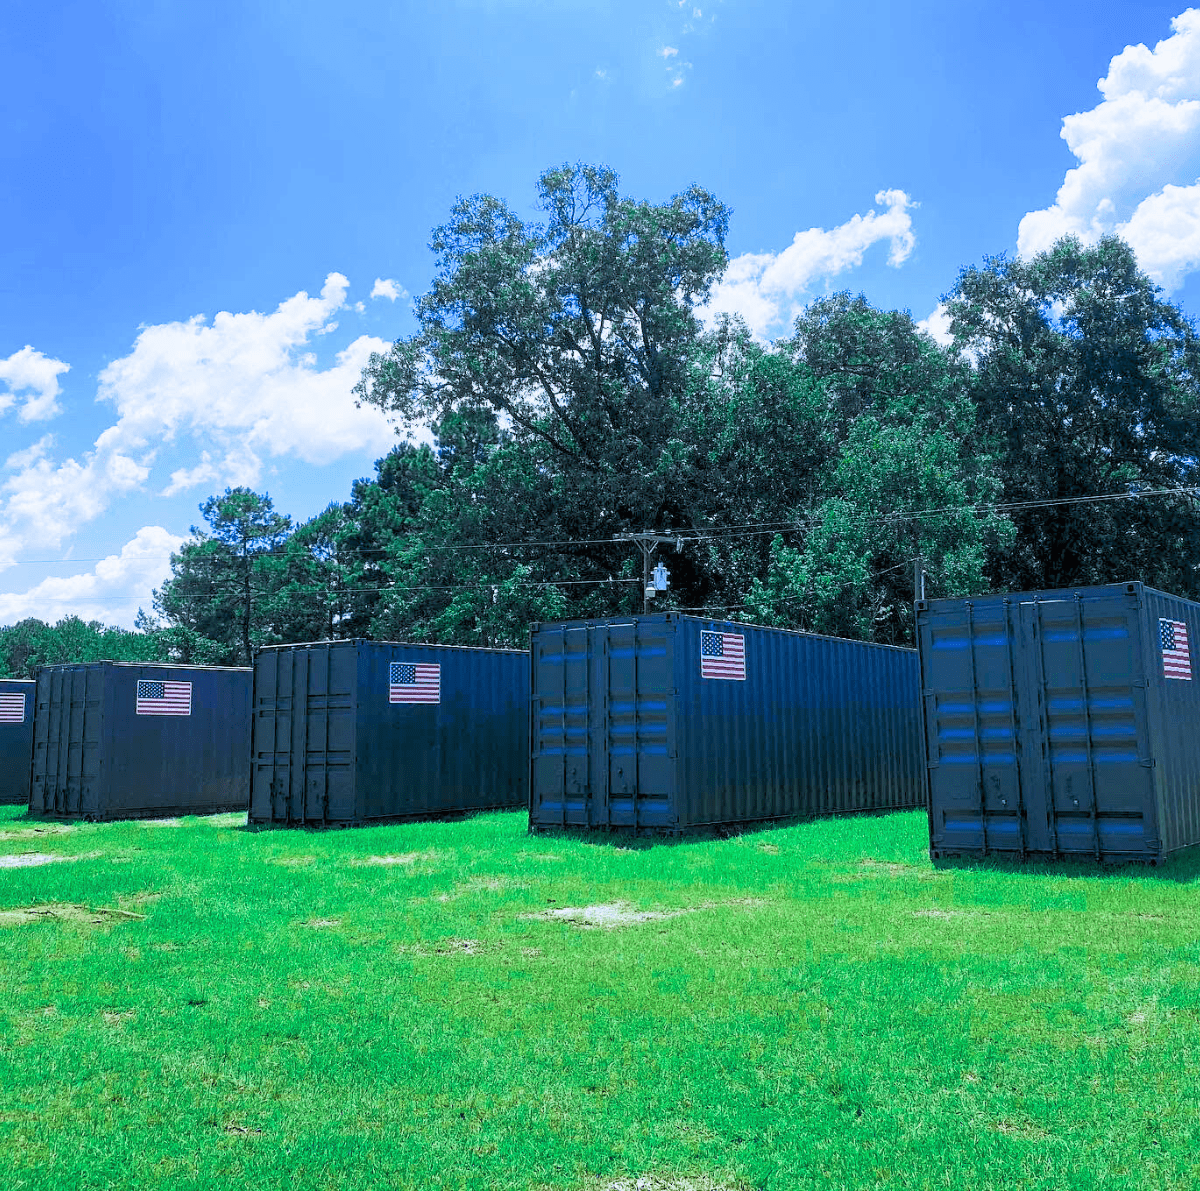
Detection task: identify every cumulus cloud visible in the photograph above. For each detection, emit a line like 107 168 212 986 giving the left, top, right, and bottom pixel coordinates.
0 345 70 422
659 46 679 57
917 303 953 347
0 526 183 628
93 273 395 487
1018 8 1200 290
0 273 405 570
370 277 406 301
704 190 918 339
0 435 149 570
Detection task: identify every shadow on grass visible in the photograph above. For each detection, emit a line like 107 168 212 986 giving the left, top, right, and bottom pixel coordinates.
240 806 513 834
534 806 918 852
932 842 1200 883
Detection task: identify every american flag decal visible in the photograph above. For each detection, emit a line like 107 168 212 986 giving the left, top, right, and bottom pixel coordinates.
389 661 440 704
1161 618 1192 681
701 630 746 681
136 679 192 715
0 692 25 723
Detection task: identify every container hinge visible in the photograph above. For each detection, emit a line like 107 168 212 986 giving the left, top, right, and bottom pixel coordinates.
1139 757 1156 769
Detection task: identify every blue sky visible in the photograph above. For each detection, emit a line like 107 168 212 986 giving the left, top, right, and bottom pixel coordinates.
3 0 1199 626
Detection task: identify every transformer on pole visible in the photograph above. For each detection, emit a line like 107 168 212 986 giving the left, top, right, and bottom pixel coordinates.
613 531 692 613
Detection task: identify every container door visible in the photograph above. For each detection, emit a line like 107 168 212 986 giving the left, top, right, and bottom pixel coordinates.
1018 593 1153 857
922 601 1027 854
530 626 591 825
602 620 674 829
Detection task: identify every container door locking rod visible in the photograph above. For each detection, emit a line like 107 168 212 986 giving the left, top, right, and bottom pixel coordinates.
1002 600 1027 859
1034 600 1062 858
1074 594 1102 861
965 602 988 857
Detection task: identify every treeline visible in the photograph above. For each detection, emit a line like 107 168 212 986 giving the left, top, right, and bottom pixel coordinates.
5 164 1200 675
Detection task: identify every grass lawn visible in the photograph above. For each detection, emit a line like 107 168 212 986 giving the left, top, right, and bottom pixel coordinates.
0 804 1198 1190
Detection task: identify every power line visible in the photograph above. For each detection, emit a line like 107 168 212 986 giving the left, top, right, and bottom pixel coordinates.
0 574 644 606
10 482 1200 569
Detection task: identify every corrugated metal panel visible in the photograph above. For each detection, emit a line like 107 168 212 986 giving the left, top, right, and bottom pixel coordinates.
918 581 1200 862
29 662 252 820
249 640 529 826
0 679 36 806
529 612 924 833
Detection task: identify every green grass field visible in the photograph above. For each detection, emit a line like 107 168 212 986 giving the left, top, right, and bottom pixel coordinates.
1 804 1198 1191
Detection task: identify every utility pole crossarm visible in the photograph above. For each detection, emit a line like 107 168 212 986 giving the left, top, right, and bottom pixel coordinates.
613 530 697 613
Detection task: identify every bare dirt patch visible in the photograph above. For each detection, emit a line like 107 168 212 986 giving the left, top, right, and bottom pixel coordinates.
516 851 565 862
303 918 340 929
0 850 102 869
861 859 927 877
438 875 529 901
359 850 438 867
582 1175 750 1191
117 891 162 909
524 898 766 930
757 843 781 855
269 855 317 868
139 818 182 828
0 825 74 842
433 937 489 956
831 858 937 883
0 903 145 927
525 902 697 929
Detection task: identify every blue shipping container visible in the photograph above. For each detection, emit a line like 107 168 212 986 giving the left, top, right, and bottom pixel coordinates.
249 639 529 825
0 679 35 806
529 613 924 832
918 581 1200 862
30 662 252 820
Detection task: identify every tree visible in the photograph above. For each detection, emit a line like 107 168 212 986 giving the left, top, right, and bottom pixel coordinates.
0 616 161 678
154 488 292 665
355 162 729 543
736 296 1009 640
946 235 1200 595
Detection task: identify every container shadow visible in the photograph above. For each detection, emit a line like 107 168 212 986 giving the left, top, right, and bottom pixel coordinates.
239 807 503 833
535 806 917 852
932 843 1200 884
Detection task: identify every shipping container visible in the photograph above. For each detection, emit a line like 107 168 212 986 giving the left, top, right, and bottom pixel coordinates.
30 662 252 820
0 678 36 806
249 640 528 825
529 613 923 833
917 581 1200 863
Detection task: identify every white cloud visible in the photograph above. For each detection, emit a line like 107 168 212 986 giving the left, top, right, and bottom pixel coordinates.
0 345 70 422
659 46 678 57
93 272 396 484
705 190 918 339
0 273 408 570
0 434 149 570
0 526 183 628
1018 8 1200 290
917 303 953 347
370 277 406 301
